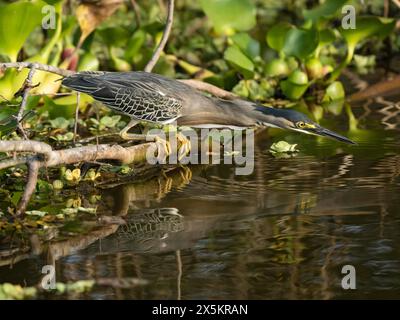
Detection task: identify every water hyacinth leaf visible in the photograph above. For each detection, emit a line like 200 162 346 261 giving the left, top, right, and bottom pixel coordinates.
340 16 395 48
49 117 71 130
78 52 100 71
325 81 345 100
97 26 130 48
283 27 319 60
264 58 290 77
0 0 44 61
266 22 293 52
200 0 256 35
100 115 121 128
43 96 76 119
280 80 308 100
269 141 299 158
319 29 337 46
224 46 254 78
303 0 348 22
124 29 146 62
230 33 260 60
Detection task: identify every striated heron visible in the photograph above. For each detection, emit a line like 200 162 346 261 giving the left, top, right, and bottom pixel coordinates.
62 71 355 155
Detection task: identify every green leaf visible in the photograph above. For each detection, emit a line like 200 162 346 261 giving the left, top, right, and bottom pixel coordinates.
124 29 146 62
97 26 130 48
283 27 319 60
319 29 337 46
266 22 293 52
43 96 77 119
325 81 345 100
269 141 299 158
200 0 256 35
49 117 71 130
230 33 260 59
78 52 99 71
303 0 348 22
340 16 395 49
100 115 121 128
0 0 44 61
224 45 254 78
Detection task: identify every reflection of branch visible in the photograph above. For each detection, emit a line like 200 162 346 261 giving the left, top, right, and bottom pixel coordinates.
144 0 174 72
348 74 400 103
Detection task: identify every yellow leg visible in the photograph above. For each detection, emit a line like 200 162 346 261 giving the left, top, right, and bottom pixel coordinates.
119 119 171 162
176 132 191 160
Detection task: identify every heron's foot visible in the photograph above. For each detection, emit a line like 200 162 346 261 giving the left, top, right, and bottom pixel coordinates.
154 135 171 163
176 132 191 161
119 131 147 141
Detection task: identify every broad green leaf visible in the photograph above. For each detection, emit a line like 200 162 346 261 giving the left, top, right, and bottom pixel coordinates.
224 45 254 78
266 22 293 52
97 26 130 48
340 16 396 48
124 29 146 62
325 81 345 100
319 29 337 46
49 117 71 130
200 0 256 35
303 0 348 21
43 96 76 119
230 33 260 59
0 0 44 61
78 52 99 71
283 27 319 60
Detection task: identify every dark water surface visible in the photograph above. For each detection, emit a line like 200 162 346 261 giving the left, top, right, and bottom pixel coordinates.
1 97 400 299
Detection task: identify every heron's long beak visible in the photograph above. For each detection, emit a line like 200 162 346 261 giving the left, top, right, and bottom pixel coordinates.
313 126 355 145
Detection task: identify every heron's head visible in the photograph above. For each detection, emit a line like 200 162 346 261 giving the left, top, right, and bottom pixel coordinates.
260 107 355 144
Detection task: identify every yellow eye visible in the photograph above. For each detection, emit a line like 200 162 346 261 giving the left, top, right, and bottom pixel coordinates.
297 121 306 128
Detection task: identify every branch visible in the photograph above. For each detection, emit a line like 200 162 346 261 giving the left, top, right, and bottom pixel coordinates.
178 79 238 100
0 62 75 77
144 0 174 72
0 140 53 157
15 160 40 216
0 139 174 214
16 66 37 139
348 75 400 103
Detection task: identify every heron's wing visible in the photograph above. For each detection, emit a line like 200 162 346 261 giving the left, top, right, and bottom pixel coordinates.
62 71 182 123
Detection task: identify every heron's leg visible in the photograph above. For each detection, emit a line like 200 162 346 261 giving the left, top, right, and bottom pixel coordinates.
120 119 171 161
119 119 143 140
176 132 191 160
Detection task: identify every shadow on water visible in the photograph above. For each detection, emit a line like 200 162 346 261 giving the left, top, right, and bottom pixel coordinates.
1 94 400 299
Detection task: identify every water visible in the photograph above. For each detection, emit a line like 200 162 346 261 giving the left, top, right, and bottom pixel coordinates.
1 98 400 299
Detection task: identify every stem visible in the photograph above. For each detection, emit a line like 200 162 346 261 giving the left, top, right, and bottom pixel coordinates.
329 45 355 82
144 0 174 72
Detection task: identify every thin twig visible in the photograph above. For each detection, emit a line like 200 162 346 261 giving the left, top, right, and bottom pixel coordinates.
130 0 141 28
0 157 29 170
144 0 174 72
0 62 75 77
74 92 80 143
16 66 37 139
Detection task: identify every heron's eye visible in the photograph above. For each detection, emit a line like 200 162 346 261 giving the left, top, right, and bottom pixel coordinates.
296 121 306 128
